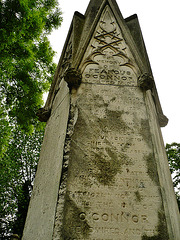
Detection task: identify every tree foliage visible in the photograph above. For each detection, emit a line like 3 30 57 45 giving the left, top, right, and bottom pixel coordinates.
0 124 45 238
166 142 180 210
0 0 62 238
0 0 62 137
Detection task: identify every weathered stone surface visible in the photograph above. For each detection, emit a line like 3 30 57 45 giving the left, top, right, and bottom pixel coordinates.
145 90 180 239
52 5 179 240
22 80 70 240
23 0 180 239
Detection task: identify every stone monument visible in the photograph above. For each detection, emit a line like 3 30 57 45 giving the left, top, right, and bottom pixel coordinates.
22 0 180 239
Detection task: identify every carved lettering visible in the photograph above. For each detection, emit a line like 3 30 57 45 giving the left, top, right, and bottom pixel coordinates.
78 212 149 224
54 5 165 239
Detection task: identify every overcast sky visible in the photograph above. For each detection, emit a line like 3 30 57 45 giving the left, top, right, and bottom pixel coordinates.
49 0 180 144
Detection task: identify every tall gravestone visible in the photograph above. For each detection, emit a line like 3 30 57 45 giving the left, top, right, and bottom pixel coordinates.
22 0 180 239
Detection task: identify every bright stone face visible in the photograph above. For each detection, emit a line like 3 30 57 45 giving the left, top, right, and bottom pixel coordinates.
53 6 167 240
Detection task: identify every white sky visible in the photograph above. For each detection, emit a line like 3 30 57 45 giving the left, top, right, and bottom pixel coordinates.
49 0 180 144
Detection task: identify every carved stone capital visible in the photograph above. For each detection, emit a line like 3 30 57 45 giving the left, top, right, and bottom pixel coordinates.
158 113 169 127
138 73 154 90
36 108 51 122
64 67 82 90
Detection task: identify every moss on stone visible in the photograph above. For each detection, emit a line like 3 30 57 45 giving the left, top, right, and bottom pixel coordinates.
142 210 169 240
97 108 130 133
106 110 129 132
135 190 142 202
93 146 130 185
139 119 152 148
144 153 159 185
62 193 91 239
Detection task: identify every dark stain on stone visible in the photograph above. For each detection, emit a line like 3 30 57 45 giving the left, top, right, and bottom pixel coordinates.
144 153 159 185
142 209 169 240
93 146 130 185
92 94 108 108
110 96 116 101
98 109 131 133
62 193 91 239
71 109 88 139
107 110 129 131
135 190 142 202
86 93 129 132
122 141 133 152
139 119 152 148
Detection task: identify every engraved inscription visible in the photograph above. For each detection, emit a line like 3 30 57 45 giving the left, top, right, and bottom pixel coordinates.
83 66 136 86
56 5 165 240
80 5 139 87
